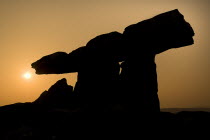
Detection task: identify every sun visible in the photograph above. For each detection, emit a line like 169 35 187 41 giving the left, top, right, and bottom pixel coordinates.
23 72 32 79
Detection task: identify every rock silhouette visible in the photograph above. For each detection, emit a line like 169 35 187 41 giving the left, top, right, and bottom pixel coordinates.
31 32 123 74
31 9 194 113
120 9 194 113
33 78 75 108
123 9 194 54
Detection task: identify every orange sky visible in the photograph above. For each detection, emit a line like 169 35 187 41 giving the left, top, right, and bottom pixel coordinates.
0 0 209 108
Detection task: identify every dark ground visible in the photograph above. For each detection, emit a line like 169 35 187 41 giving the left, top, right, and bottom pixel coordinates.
0 103 210 139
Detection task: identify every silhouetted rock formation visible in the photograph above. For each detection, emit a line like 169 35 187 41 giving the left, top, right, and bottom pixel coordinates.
120 9 194 113
31 52 70 74
31 32 123 74
123 9 194 54
0 9 204 140
0 79 77 113
31 9 194 113
33 78 75 108
32 32 123 111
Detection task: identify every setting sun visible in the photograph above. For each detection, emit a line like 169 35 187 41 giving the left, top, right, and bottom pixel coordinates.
23 72 32 79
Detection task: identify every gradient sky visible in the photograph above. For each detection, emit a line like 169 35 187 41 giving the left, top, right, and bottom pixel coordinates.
0 0 209 108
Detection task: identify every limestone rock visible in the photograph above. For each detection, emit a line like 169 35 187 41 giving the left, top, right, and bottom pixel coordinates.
33 78 74 108
123 9 195 54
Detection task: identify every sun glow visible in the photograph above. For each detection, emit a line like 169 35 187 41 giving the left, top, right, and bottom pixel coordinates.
23 72 32 79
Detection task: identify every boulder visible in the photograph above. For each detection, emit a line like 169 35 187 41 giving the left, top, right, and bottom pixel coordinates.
123 9 194 54
32 32 123 74
31 52 71 74
33 78 74 108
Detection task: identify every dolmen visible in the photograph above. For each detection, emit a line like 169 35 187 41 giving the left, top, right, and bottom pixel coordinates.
31 9 195 113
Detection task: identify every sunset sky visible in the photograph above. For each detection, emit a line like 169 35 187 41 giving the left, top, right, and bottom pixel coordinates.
0 0 209 108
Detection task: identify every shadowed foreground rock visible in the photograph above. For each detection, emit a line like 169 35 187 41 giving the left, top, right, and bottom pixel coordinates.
0 105 210 139
33 78 75 108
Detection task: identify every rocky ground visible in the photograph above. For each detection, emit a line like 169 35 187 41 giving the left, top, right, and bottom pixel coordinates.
0 103 210 140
